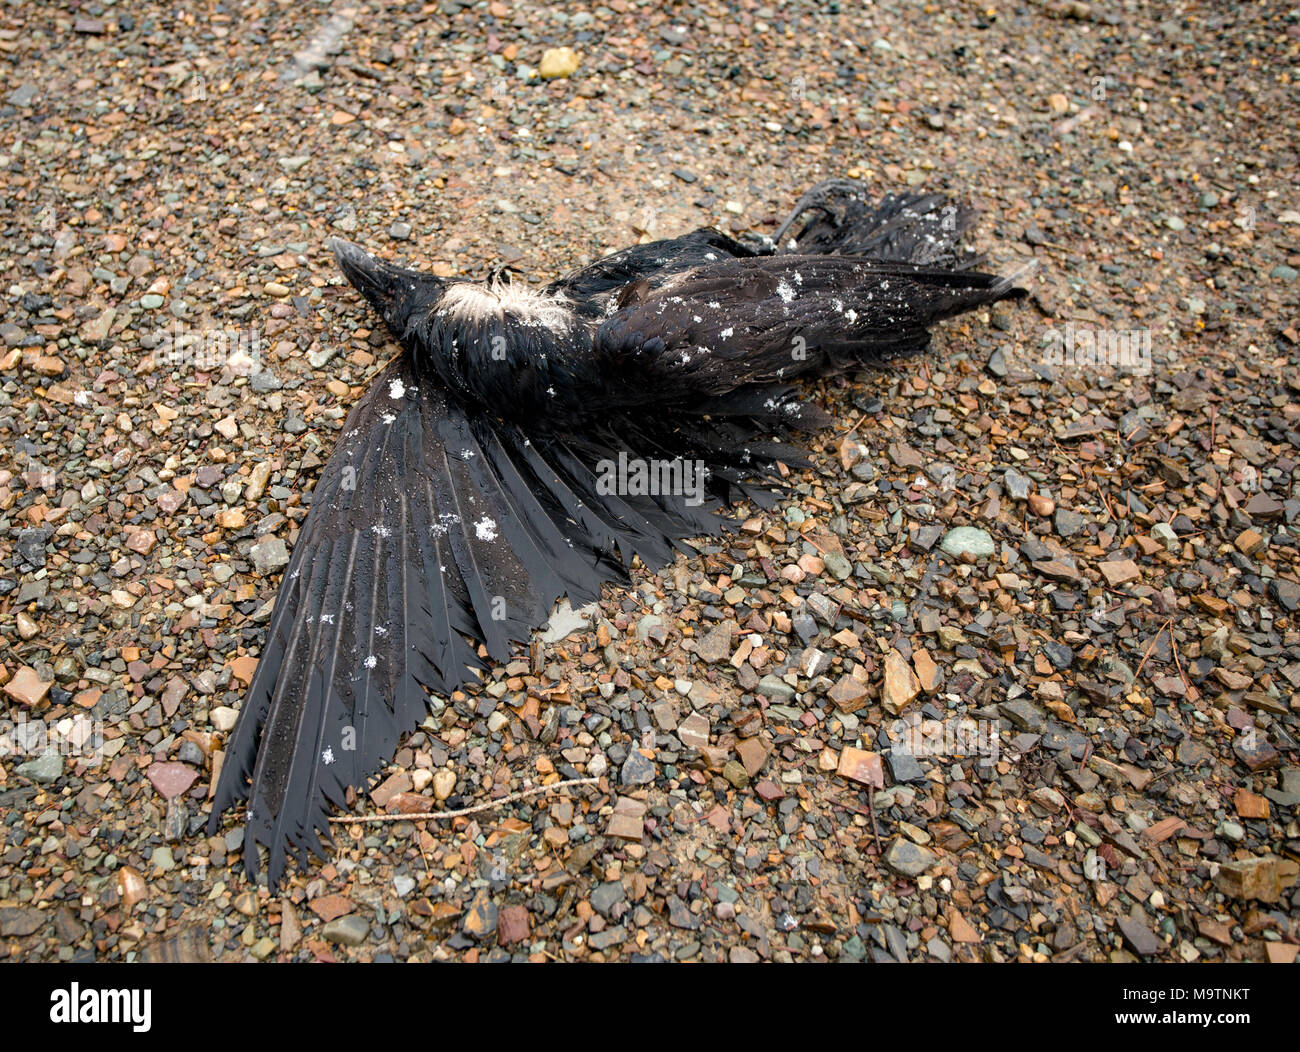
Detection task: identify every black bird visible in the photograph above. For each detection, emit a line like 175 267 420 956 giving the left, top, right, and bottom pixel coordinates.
209 180 1025 886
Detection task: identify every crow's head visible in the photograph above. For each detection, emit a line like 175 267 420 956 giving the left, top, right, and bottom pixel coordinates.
329 239 443 338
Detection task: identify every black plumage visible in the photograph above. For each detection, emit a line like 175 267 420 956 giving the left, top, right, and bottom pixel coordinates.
208 181 1025 886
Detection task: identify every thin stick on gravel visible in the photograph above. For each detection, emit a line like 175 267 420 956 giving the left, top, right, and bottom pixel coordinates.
865 786 884 858
1170 629 1192 699
1132 617 1174 683
327 776 600 825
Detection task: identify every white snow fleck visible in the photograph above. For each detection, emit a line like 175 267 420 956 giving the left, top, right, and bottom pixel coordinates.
845 309 859 324
388 378 406 399
371 523 392 538
776 280 796 303
474 516 499 541
381 413 397 425
719 327 734 339
364 654 378 669
322 747 335 765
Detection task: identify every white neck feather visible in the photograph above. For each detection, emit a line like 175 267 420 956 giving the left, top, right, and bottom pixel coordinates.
439 281 573 333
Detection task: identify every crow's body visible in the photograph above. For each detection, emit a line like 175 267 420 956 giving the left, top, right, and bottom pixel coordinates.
209 182 1025 886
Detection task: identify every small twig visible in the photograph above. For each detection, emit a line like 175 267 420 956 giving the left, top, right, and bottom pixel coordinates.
836 411 864 438
1098 488 1117 523
1132 617 1174 682
327 776 599 825
867 786 883 857
1170 629 1192 699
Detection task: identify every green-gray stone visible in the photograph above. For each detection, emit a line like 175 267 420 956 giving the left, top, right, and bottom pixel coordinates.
16 752 63 784
939 527 995 559
321 915 370 946
757 675 795 702
722 760 749 789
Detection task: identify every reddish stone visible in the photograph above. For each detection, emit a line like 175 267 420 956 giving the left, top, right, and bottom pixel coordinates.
386 792 434 815
497 905 530 945
950 910 981 943
837 747 884 789
735 737 768 778
828 675 869 713
308 895 355 922
146 761 198 800
369 771 412 808
3 666 52 707
1098 559 1140 586
228 655 259 686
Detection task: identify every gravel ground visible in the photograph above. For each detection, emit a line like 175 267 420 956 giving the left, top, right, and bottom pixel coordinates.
1 0 1298 963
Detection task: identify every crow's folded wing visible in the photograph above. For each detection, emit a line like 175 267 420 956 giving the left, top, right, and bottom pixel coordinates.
209 354 814 886
545 227 758 309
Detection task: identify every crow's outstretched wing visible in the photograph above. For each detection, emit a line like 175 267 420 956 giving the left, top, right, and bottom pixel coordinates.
589 254 1023 406
209 354 816 886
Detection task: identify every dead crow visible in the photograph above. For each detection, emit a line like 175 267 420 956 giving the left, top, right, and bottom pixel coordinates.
208 180 1025 886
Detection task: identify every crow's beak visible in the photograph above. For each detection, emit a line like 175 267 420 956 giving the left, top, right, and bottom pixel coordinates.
329 238 446 338
330 236 421 323
330 238 404 320
329 236 375 275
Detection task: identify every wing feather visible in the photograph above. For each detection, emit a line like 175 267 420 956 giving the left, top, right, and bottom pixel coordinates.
210 354 806 884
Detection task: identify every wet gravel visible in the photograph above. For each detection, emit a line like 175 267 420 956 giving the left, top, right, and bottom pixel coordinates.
0 0 1298 962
